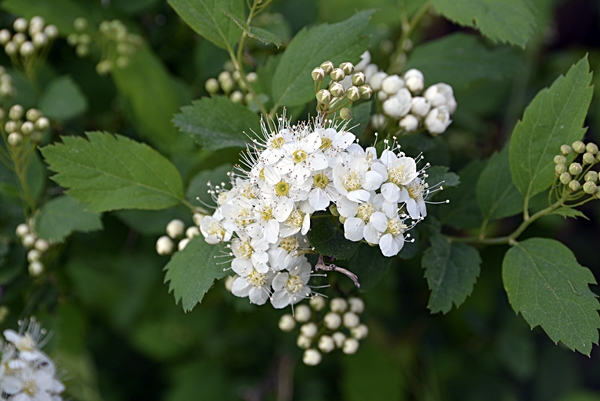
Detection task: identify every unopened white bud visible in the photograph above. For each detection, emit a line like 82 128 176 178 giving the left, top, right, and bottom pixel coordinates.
348 297 364 314
399 114 419 132
12 33 26 47
35 117 50 130
15 223 29 237
296 334 312 349
246 72 258 83
342 338 360 354
26 108 41 122
381 74 404 95
343 312 360 328
403 69 425 93
185 226 200 239
5 121 18 133
193 213 205 226
410 97 431 117
34 238 49 252
363 64 378 82
230 90 243 103
13 18 28 33
224 275 236 292
22 233 36 248
377 91 388 101
302 349 321 366
425 106 452 135
279 314 296 332
311 67 325 82
330 298 347 313
300 322 318 338
74 18 88 32
0 30 10 45
318 335 335 353
329 82 344 97
332 332 346 348
177 238 190 250
19 42 34 57
424 83 455 109
7 132 22 146
21 121 34 135
166 219 185 238
294 304 311 322
324 312 341 330
44 25 58 40
382 89 412 119
29 261 44 276
370 114 386 129
32 33 47 48
27 249 41 262
368 71 388 91
9 104 23 120
351 324 369 339
355 50 371 71
156 235 174 255
5 41 17 56
309 296 326 311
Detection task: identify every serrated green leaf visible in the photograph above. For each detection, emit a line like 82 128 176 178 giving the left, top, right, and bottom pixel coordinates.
41 132 185 212
307 217 359 261
173 96 261 151
549 208 588 220
39 75 88 121
426 166 460 191
168 0 244 50
164 236 228 311
510 56 593 201
222 10 282 48
186 164 233 207
437 160 485 229
348 243 395 291
422 234 481 314
431 0 536 48
405 33 520 89
350 101 372 139
35 195 103 242
502 237 600 355
271 10 372 109
477 145 524 221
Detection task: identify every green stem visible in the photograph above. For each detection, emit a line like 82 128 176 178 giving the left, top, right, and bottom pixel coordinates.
388 1 431 74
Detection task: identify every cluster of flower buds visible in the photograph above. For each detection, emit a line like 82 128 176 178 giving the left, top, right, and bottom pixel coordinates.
15 221 51 277
0 66 13 99
351 51 456 135
312 59 373 119
66 17 92 57
0 318 65 400
199 112 439 309
555 141 600 197
155 215 204 255
205 63 259 106
2 105 50 147
278 295 368 365
0 17 57 62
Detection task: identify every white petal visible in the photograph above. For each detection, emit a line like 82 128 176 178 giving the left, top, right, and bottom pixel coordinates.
231 278 251 297
347 189 371 203
407 199 419 219
309 189 330 211
381 182 400 203
274 198 294 222
370 211 388 232
363 170 384 191
231 258 252 276
363 223 380 244
249 287 269 305
344 218 365 241
271 291 290 308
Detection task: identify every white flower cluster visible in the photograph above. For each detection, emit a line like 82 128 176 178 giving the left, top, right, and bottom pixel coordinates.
279 296 368 366
15 222 51 277
200 116 433 308
354 51 456 135
4 105 50 147
0 318 65 400
0 17 58 59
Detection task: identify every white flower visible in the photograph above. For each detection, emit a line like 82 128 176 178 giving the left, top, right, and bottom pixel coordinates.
231 234 269 273
343 200 387 243
315 126 355 167
354 50 371 71
410 96 431 117
307 169 338 211
381 74 404 95
261 166 309 221
280 207 311 237
231 267 274 305
363 63 378 82
424 83 456 112
399 114 419 132
379 216 407 257
245 198 280 244
379 150 418 192
271 256 312 308
403 68 424 93
332 153 385 203
200 216 232 244
368 71 388 91
0 365 64 400
425 106 452 135
398 177 428 219
382 88 412 118
278 131 328 184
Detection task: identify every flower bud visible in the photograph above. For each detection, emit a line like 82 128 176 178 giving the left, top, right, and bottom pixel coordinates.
568 180 581 192
583 152 596 165
78 34 91 46
156 235 174 255
9 105 23 121
230 90 243 103
383 90 412 119
370 114 386 129
35 117 50 130
74 17 88 32
96 60 113 75
583 181 597 195
166 219 185 238
586 142 598 154
340 62 354 75
76 44 89 57
404 68 425 93
332 332 346 348
193 212 205 226
425 106 452 135
278 314 295 332
411 96 431 117
310 296 326 311
177 238 190 250
377 91 388 101
560 144 572 155
115 56 129 69
34 238 49 252
359 85 372 99
300 322 318 338
185 226 200 239
22 234 36 248
232 70 241 82
5 120 18 133
303 349 321 366
368 72 388 91
584 171 598 183
16 223 29 237
316 89 331 105
568 162 582 176
294 304 311 322
32 33 47 48
381 74 404 95
348 297 364 314
346 86 360 102
20 121 34 135
13 18 28 33
330 68 345 82
44 25 58 40
343 312 360 328
205 78 219 94
554 164 567 175
311 67 325 82
330 298 347 313
318 335 335 353
351 324 369 340
224 275 235 292
329 82 344 97
29 261 44 277
19 42 34 57
27 249 41 263
246 72 258 83
4 41 17 56
554 155 567 165
7 132 22 146
572 141 586 154
0 30 10 45
343 338 360 354
320 61 334 74
296 335 312 349
340 107 352 121
324 312 341 330
559 172 571 185
352 72 365 86
399 114 419 132
67 33 79 46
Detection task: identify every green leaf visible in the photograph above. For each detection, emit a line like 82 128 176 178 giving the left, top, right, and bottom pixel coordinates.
39 75 88 121
350 101 372 139
271 10 372 108
477 145 524 221
348 243 395 291
510 56 593 201
41 132 185 212
502 237 600 355
2 0 95 34
307 218 359 261
222 10 282 48
186 164 233 207
405 33 520 90
421 234 481 314
173 96 261 151
549 208 588 220
425 165 460 198
164 236 228 311
35 195 103 242
431 0 536 48
167 0 244 50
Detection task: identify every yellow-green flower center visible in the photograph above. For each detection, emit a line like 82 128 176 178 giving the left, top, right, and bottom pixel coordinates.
270 136 285 148
285 274 304 293
389 165 409 185
407 181 424 200
248 270 268 287
357 203 376 221
293 149 307 164
259 205 273 221
320 137 332 150
286 210 304 228
275 181 290 196
238 241 253 259
343 171 361 191
313 173 329 189
387 218 405 236
280 237 299 252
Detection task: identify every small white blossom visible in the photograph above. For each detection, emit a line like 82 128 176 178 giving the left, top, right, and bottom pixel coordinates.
382 88 412 118
425 106 452 135
403 68 425 93
399 114 419 132
368 71 388 91
381 74 404 95
303 349 322 366
342 338 360 354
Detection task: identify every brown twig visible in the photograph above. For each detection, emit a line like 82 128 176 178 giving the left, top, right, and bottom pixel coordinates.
315 255 360 288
